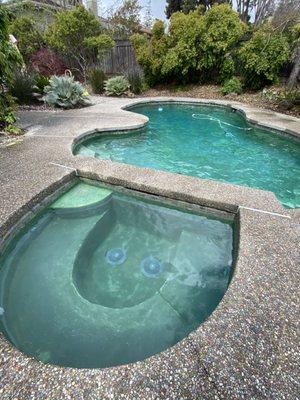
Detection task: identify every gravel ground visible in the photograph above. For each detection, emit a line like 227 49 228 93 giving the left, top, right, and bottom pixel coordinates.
142 84 300 117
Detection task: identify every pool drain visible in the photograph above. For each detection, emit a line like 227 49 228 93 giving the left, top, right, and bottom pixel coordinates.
141 256 163 278
105 248 126 266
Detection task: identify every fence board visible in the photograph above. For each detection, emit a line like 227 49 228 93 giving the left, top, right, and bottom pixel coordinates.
100 40 142 75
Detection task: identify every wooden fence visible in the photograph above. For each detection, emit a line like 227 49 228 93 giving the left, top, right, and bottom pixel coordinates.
100 40 142 75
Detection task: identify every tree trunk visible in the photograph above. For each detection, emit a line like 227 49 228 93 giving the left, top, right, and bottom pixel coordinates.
288 44 300 89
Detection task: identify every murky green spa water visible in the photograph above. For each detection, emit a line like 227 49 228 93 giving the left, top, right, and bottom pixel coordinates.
0 182 233 368
75 103 300 208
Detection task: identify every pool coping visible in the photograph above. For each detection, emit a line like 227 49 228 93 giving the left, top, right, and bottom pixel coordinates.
0 97 299 399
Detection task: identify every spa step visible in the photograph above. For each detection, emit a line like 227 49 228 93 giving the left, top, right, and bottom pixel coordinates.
51 182 112 217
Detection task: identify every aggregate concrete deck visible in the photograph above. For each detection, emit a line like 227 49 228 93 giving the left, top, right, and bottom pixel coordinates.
0 97 299 399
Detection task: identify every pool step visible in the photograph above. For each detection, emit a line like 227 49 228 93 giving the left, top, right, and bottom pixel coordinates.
50 182 112 218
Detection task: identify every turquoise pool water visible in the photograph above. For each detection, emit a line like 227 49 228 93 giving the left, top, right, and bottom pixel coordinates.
0 182 233 368
75 103 300 208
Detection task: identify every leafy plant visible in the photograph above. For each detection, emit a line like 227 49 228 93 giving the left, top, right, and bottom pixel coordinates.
262 87 300 110
9 16 44 63
131 20 169 85
238 23 290 90
132 5 246 85
42 75 89 108
221 77 242 95
34 74 50 95
104 76 130 96
277 89 300 110
87 69 106 94
108 0 142 40
261 88 279 102
10 72 36 103
0 6 23 133
30 48 66 77
45 6 114 79
127 70 143 94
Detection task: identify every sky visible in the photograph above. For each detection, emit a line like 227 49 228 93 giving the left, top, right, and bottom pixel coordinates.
98 0 167 20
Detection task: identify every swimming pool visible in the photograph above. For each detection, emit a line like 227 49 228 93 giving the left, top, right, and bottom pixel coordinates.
74 103 300 208
0 181 233 368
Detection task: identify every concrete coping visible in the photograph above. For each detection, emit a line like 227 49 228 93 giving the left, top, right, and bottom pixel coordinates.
0 97 299 398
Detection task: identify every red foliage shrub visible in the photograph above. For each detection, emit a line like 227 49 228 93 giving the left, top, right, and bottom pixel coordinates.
30 48 66 77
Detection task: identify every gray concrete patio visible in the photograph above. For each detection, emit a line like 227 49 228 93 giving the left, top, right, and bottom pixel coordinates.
0 97 299 399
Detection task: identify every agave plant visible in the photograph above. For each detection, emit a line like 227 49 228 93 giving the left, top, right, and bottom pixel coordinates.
42 75 89 108
104 76 130 96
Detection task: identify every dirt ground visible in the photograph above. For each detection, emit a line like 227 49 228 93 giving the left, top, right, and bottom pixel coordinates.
142 84 300 118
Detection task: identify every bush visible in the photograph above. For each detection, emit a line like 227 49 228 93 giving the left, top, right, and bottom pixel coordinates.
0 93 19 134
127 70 143 94
131 20 169 86
238 24 290 90
87 69 106 94
262 88 300 110
42 75 89 108
9 16 44 63
221 77 242 95
104 76 130 96
10 72 36 103
277 89 300 110
0 6 23 133
132 5 246 85
30 48 66 77
45 6 114 79
34 74 50 95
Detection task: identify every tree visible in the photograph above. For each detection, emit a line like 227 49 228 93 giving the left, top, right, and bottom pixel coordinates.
108 0 142 39
45 6 114 79
131 20 169 85
196 4 246 82
143 0 153 29
287 23 300 88
133 5 245 84
166 0 182 19
253 0 276 26
238 23 290 89
182 0 203 14
9 17 44 63
272 0 300 88
166 0 230 18
236 0 252 22
0 6 23 132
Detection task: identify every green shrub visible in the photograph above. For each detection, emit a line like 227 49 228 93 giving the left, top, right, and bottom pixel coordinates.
0 6 23 133
262 88 300 110
9 16 44 63
131 20 169 85
87 69 106 94
238 24 290 90
219 58 235 83
132 5 246 85
34 74 50 95
42 75 89 108
221 77 242 95
10 72 36 103
261 88 279 102
0 93 18 133
127 70 143 94
45 6 114 79
104 76 130 96
277 89 300 110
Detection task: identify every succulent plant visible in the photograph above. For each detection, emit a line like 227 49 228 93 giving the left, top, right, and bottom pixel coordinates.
42 75 89 108
104 76 130 96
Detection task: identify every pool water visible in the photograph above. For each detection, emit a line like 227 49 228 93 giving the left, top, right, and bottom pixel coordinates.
75 103 300 208
0 182 233 368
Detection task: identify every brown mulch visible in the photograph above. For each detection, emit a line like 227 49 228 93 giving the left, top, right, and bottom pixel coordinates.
141 84 300 118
